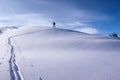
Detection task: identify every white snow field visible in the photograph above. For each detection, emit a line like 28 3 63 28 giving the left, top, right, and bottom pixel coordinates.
0 26 120 80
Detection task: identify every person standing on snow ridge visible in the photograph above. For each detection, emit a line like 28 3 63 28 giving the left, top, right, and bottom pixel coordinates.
53 22 56 28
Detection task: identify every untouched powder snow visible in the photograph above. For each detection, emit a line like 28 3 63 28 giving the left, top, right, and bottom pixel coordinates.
0 31 11 80
0 26 120 80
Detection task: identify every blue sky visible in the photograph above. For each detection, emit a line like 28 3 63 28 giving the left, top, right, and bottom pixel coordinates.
0 0 120 34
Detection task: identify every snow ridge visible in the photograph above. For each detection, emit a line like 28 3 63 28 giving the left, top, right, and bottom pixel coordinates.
8 36 24 80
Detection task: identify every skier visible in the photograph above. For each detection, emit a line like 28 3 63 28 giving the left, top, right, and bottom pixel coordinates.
53 22 56 28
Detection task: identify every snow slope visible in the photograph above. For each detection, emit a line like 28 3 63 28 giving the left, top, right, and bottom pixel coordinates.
0 26 120 80
0 27 18 80
0 30 11 80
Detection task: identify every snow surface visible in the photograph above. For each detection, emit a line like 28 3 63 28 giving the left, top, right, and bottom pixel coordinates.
0 26 120 80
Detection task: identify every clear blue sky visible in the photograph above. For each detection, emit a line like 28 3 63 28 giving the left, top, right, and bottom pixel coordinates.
0 0 120 35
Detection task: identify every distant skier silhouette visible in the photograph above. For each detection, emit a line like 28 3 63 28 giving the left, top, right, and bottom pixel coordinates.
53 22 56 28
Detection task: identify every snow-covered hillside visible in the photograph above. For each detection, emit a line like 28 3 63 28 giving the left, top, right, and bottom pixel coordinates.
0 26 120 80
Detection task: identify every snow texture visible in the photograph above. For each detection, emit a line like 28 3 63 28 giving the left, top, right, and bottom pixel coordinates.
0 26 120 80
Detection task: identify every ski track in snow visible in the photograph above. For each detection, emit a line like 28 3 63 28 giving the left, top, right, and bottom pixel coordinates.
8 36 24 80
7 29 46 80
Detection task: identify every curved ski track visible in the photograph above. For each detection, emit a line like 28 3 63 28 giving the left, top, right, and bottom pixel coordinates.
8 37 24 80
7 29 47 80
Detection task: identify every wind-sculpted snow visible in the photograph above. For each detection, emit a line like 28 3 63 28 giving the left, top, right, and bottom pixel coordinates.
0 26 120 80
10 27 120 80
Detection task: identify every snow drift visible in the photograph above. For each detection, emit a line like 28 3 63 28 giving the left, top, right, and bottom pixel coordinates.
0 26 120 80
